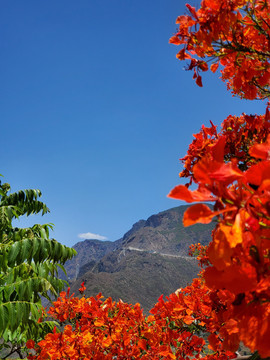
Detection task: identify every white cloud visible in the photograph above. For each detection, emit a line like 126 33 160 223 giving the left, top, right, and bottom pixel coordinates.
78 232 108 241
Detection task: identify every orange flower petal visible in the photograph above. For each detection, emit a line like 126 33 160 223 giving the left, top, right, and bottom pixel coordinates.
183 204 215 226
168 185 215 203
205 263 257 294
249 134 270 160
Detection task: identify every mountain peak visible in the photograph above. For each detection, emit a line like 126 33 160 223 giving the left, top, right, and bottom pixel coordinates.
65 205 214 312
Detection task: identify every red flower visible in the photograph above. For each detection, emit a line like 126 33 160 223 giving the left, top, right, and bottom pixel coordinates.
79 281 86 294
26 339 35 349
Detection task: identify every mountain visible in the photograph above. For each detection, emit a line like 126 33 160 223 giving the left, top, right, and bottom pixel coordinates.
66 205 214 313
64 239 121 281
120 205 212 255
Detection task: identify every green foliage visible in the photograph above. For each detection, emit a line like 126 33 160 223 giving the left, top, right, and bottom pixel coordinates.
0 178 76 358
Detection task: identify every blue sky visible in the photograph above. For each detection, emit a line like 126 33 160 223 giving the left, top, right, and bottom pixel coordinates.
1 0 267 247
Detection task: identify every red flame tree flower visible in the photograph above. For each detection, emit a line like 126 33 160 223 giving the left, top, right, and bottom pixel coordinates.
169 0 270 99
26 0 270 359
168 1 270 357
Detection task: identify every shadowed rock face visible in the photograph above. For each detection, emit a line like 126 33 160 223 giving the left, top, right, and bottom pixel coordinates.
66 205 214 313
64 239 121 281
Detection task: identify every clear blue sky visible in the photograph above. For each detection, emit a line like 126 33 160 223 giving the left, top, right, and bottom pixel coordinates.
1 0 266 247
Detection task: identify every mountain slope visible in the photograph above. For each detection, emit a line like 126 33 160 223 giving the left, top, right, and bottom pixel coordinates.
67 205 214 312
120 205 213 255
72 250 198 312
64 239 120 281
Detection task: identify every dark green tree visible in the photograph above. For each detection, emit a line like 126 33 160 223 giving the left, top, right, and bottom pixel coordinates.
0 178 76 358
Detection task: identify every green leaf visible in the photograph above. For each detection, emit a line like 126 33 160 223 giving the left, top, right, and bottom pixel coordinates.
0 178 75 346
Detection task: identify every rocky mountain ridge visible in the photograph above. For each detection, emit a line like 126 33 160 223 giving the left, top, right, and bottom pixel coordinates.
65 205 214 312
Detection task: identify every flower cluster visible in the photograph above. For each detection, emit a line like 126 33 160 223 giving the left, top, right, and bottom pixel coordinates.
179 110 270 185
24 1 270 358
170 0 270 99
169 120 270 356
27 281 236 360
